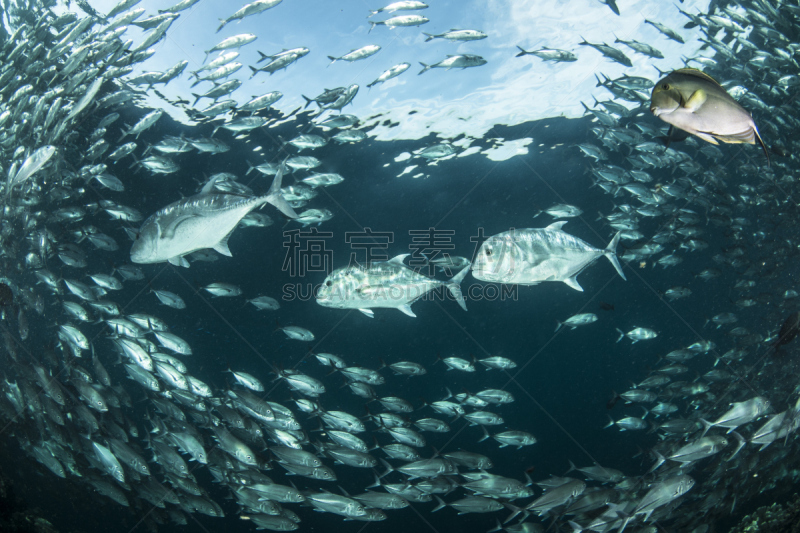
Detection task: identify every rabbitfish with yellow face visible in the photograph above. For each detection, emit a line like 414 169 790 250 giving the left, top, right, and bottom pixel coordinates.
650 68 768 162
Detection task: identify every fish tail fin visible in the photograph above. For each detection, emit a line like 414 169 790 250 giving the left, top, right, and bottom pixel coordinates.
366 471 382 489
245 160 255 176
265 161 298 218
604 232 626 280
753 125 770 167
502 503 526 525
418 62 431 75
647 450 665 473
423 32 435 42
248 66 259 79
615 328 625 343
515 45 528 57
327 56 337 65
216 19 227 33
699 418 713 438
191 93 201 106
566 459 577 474
445 265 469 311
378 458 393 478
431 495 446 513
301 95 314 109
368 21 378 33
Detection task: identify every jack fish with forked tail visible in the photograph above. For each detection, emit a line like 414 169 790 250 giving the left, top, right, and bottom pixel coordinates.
316 255 469 317
471 222 626 291
130 164 296 267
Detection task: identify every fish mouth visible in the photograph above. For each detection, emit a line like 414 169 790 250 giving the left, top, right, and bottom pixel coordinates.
650 105 661 116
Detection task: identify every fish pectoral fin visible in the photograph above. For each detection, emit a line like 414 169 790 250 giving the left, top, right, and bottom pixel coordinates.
693 131 719 145
212 232 234 257
683 89 707 112
164 214 200 239
358 309 375 318
397 304 417 318
563 276 584 292
167 256 190 268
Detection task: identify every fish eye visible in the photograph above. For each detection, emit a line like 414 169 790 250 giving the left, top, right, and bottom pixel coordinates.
662 83 670 90
325 280 332 286
485 249 492 256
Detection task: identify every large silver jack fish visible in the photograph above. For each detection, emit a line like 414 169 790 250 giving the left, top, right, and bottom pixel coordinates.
471 222 626 291
130 164 296 266
316 255 469 317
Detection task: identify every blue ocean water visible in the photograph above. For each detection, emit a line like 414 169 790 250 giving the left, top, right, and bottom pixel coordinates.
0 105 714 530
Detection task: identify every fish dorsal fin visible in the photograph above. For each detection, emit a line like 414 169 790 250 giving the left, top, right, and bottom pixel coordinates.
546 221 568 231
213 231 234 257
201 176 221 194
388 254 409 265
673 68 722 87
397 304 417 317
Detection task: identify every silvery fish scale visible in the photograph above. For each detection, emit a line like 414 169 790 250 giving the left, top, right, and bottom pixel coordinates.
472 222 623 291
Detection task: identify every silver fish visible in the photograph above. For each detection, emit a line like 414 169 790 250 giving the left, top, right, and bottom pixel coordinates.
418 54 486 74
328 44 381 64
131 167 296 266
471 222 625 291
317 255 469 317
217 0 282 33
